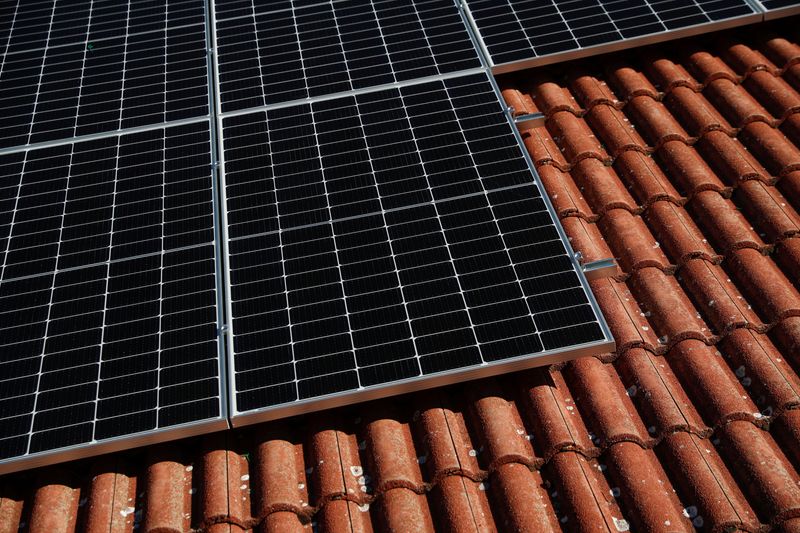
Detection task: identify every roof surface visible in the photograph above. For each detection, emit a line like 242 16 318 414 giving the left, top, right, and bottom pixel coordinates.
2 27 800 533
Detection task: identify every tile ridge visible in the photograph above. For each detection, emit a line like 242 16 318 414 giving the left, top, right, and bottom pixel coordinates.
531 132 789 185
182 405 800 533
545 83 796 124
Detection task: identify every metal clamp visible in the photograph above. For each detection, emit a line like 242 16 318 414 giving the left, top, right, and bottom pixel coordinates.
514 112 546 129
581 258 618 280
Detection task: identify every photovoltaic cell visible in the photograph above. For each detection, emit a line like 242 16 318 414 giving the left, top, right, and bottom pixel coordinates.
214 0 482 113
466 0 758 70
0 121 222 464
213 0 336 21
221 73 609 417
0 2 209 150
754 0 800 18
759 0 800 8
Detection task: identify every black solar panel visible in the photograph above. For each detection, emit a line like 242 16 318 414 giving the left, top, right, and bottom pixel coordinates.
221 74 609 417
0 7 208 150
466 0 759 70
0 121 223 463
755 0 800 18
214 0 483 113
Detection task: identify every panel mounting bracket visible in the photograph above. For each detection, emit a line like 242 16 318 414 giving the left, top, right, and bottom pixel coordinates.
581 258 619 280
515 112 546 129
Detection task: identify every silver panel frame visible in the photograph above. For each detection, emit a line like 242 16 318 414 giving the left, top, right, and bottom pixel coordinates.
461 0 763 74
0 417 229 475
208 0 238 437
223 3 616 427
205 0 232 434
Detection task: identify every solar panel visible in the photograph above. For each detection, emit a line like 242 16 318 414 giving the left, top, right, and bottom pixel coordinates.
0 3 209 150
464 0 761 72
214 0 483 113
220 73 612 423
0 121 225 470
753 0 800 19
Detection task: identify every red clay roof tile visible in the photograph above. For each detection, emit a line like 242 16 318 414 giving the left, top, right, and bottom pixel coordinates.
29 471 79 533
544 451 623 531
659 431 759 531
615 347 708 437
2 24 800 533
488 462 557 532
141 447 191 533
83 462 137 533
0 488 24 533
371 486 433 533
465 382 536 471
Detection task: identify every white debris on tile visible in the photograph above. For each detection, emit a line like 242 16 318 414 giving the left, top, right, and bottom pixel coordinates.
613 517 630 532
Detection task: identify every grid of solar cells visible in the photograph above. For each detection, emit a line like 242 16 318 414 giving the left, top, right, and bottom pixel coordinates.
0 122 215 281
466 0 757 67
756 0 800 15
221 74 606 413
0 14 208 150
213 0 335 21
0 0 205 58
215 0 482 113
0 122 220 461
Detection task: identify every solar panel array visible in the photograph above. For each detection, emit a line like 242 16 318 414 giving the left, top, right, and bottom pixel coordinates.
24 0 800 469
221 74 607 418
465 0 761 71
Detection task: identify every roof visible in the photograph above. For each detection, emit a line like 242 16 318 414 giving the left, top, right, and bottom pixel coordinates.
2 27 800 533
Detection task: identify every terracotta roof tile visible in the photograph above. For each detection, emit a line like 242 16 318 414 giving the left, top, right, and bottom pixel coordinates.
499 88 536 116
614 347 708 437
465 382 536 471
29 470 80 533
543 451 623 530
2 25 800 533
719 421 800 524
371 486 433 533
0 487 24 533
603 441 690 531
84 461 137 533
658 431 759 531
565 357 652 448
250 430 308 521
142 447 191 533
645 204 720 266
487 462 557 531
260 511 308 533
